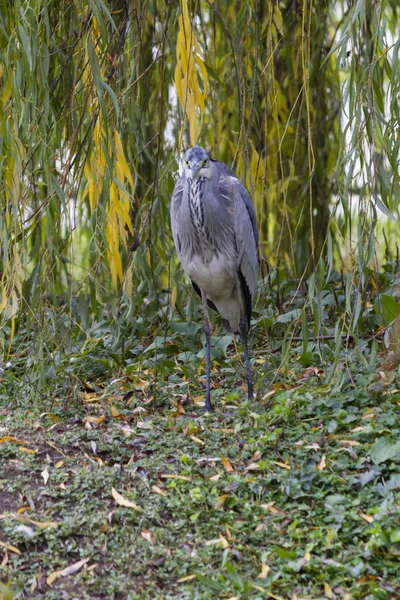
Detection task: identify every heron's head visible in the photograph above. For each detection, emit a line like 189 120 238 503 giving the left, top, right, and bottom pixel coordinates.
183 146 212 180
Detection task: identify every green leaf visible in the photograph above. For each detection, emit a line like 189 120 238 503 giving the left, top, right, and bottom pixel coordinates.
374 295 400 326
276 309 302 324
370 437 400 465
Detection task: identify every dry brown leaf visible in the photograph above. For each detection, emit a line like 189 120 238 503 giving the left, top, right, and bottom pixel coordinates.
221 457 235 473
359 510 374 523
261 503 287 517
141 530 156 544
250 450 262 462
245 462 260 471
317 455 326 470
111 487 142 511
257 562 270 579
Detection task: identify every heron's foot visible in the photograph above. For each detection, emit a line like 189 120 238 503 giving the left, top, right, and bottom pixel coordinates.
202 398 215 413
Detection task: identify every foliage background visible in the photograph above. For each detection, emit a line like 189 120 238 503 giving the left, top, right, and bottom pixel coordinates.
0 0 399 382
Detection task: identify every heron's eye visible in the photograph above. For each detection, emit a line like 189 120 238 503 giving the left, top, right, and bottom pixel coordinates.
202 159 208 166
185 160 190 167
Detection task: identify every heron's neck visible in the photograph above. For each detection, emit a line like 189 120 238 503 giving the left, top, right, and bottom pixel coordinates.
187 177 206 236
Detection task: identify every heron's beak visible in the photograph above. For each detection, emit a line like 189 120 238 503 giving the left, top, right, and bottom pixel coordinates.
192 162 202 180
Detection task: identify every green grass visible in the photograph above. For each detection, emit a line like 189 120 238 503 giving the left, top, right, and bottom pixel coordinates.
1 347 399 600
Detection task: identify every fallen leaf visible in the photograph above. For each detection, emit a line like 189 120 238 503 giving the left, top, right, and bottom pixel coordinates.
257 562 270 579
273 461 290 470
359 511 374 523
177 575 196 583
55 460 64 468
209 472 223 481
324 582 333 598
47 557 90 586
111 405 120 418
251 585 283 599
0 436 27 444
217 494 228 507
17 506 30 514
261 503 287 517
221 457 235 473
304 551 311 562
250 450 262 462
18 446 37 454
111 487 142 511
160 474 191 481
84 415 105 425
339 439 360 446
141 530 156 544
151 485 167 497
317 455 326 470
190 435 205 445
245 462 260 471
41 468 49 485
0 541 20 555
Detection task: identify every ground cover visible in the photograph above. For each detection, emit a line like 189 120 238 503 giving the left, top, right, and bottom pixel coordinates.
1 347 399 600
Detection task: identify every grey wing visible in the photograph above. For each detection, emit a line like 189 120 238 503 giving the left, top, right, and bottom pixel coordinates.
219 171 259 328
170 175 185 258
213 160 259 250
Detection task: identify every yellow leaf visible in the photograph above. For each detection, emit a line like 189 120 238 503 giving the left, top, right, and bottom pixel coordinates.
84 415 105 425
171 285 178 310
177 575 196 583
151 485 167 497
114 131 133 187
111 487 142 511
257 563 270 579
0 436 26 444
111 405 120 418
359 511 374 523
317 455 326 470
55 460 64 468
273 461 290 470
160 474 191 481
324 582 333 598
221 456 235 473
18 446 37 454
0 541 20 555
190 435 205 445
17 506 31 514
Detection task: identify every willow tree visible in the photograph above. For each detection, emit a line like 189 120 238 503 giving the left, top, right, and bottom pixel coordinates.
0 0 398 358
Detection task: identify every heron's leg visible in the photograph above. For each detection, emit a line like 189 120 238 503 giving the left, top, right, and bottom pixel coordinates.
239 317 254 400
201 291 213 412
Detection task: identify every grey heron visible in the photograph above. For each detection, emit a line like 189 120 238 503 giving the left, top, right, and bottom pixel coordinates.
170 146 259 411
